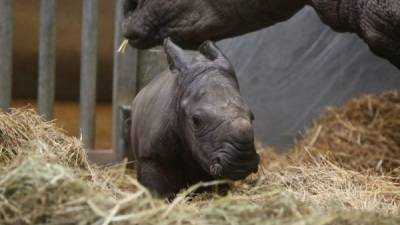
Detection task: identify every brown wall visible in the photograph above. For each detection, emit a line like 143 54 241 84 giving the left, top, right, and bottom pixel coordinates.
13 0 116 102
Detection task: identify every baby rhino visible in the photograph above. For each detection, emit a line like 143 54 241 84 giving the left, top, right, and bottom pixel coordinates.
129 39 260 198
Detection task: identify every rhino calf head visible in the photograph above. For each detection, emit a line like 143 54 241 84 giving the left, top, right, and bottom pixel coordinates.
165 39 260 180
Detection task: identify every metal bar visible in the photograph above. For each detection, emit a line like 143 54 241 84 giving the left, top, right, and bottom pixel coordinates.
0 0 12 111
112 0 138 161
38 0 57 120
80 0 98 149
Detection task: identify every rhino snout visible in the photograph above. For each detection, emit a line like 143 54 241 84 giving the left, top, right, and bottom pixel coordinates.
122 0 160 49
209 149 260 180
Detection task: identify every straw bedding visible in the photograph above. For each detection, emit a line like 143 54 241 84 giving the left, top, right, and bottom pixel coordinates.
289 91 400 175
0 91 399 225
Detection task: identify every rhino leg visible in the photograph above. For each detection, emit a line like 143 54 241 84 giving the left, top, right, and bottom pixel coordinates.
137 159 186 198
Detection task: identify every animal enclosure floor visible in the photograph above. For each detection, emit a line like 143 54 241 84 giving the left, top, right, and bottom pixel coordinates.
12 99 113 150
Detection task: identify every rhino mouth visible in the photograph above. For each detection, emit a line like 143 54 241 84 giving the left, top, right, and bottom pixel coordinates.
122 0 202 50
122 0 162 49
122 16 161 49
127 36 160 49
209 143 260 180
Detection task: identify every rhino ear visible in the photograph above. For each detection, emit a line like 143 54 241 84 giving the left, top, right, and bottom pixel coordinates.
164 38 189 73
199 41 233 72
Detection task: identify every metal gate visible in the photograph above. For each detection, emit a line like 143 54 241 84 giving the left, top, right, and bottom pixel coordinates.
0 0 166 162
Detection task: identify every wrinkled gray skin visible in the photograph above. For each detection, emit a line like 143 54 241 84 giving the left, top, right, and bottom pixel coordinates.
123 0 400 68
129 39 260 198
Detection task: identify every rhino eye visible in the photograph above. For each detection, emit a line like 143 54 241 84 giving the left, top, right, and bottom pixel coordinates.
192 115 203 129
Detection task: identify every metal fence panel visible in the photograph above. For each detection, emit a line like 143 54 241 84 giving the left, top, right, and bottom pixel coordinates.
80 0 98 149
0 0 12 111
38 0 57 120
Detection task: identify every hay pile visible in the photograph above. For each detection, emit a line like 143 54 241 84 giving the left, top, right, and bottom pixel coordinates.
0 108 88 168
288 91 400 175
0 91 400 225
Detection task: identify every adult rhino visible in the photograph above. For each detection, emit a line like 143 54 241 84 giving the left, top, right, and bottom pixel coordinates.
122 0 400 68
